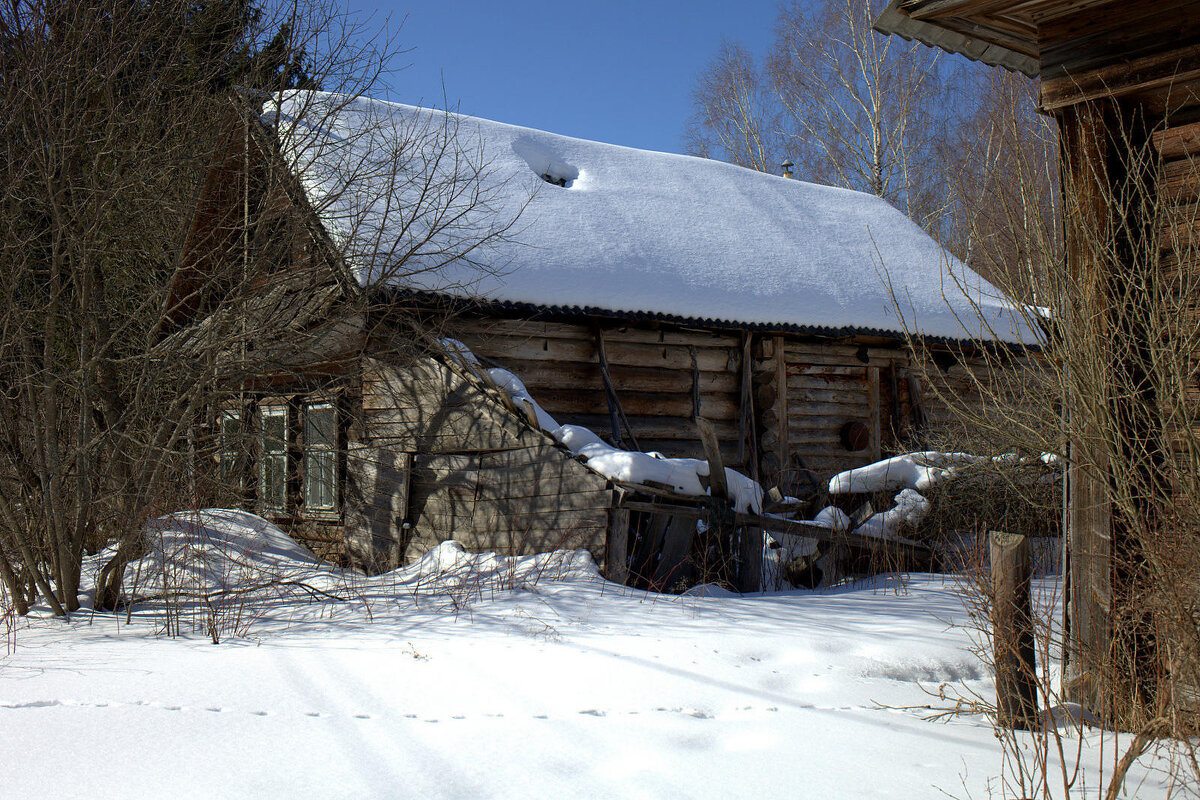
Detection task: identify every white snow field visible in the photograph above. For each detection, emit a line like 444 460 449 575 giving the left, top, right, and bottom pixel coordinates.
0 511 1172 799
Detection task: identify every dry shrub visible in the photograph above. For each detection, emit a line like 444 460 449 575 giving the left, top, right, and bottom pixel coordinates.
885 82 1200 793
910 461 1061 575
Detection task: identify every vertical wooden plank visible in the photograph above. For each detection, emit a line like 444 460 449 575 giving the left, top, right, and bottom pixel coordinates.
595 326 624 446
606 505 630 585
905 372 927 431
739 524 762 593
773 335 789 476
1057 101 1115 713
888 361 901 446
1067 446 1111 709
652 515 695 591
628 511 670 589
868 366 882 462
738 333 759 480
991 531 1039 730
394 450 412 526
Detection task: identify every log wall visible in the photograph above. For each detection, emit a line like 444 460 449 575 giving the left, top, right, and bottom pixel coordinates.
447 318 748 466
343 354 611 571
758 337 891 486
448 315 1002 494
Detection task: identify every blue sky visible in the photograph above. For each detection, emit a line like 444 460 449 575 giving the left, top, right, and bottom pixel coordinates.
344 0 784 155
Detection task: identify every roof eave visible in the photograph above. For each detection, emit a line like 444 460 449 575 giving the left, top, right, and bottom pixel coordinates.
874 2 1041 79
378 287 1033 351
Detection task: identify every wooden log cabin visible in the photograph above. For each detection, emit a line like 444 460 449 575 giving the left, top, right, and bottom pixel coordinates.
168 91 1027 589
875 0 1200 718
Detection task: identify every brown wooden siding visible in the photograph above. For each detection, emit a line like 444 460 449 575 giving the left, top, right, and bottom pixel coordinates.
447 318 747 467
449 315 1006 495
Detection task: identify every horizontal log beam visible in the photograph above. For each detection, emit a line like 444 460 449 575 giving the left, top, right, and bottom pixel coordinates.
615 498 933 557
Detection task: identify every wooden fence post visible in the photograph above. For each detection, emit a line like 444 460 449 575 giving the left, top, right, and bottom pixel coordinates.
991 530 1039 730
606 505 630 586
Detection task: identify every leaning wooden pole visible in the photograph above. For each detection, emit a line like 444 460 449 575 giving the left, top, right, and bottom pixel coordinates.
593 325 638 449
696 416 760 592
991 531 1039 731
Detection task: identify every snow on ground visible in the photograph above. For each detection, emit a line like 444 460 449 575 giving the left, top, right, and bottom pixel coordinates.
0 511 1174 799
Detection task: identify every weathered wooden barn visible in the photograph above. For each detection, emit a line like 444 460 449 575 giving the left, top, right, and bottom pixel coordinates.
170 92 1027 590
876 0 1200 717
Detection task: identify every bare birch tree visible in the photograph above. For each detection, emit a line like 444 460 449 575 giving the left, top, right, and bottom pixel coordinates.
686 0 952 231
768 0 949 228
941 69 1060 302
684 41 781 174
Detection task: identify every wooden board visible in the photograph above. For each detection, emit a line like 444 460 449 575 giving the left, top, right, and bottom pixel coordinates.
343 446 412 571
607 507 631 584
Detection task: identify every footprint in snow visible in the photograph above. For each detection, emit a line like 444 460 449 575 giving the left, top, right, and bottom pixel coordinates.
1 699 62 709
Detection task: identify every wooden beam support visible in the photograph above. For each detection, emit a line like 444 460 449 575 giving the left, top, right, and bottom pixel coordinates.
695 417 729 500
606 506 630 585
615 498 934 559
868 366 882 462
991 531 1039 731
738 333 759 479
773 335 790 477
593 325 639 450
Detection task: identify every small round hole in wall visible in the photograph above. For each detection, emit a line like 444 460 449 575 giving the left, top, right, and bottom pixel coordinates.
840 420 870 452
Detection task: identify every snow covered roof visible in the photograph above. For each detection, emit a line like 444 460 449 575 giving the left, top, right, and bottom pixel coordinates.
268 92 1029 344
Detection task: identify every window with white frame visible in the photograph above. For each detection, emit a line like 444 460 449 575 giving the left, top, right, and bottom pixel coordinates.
303 401 338 515
259 404 288 515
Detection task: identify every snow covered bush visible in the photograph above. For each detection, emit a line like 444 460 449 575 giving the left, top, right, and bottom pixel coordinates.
97 509 602 642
